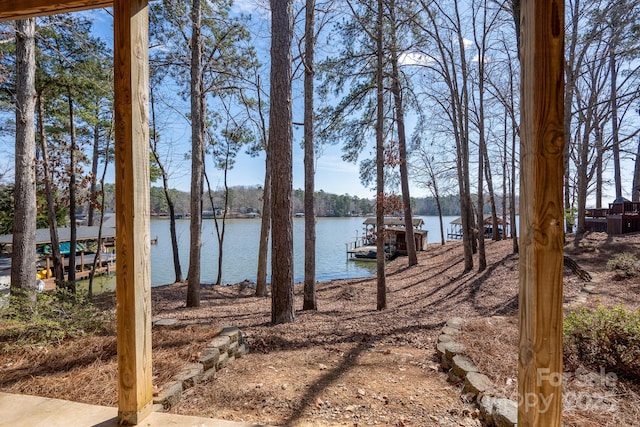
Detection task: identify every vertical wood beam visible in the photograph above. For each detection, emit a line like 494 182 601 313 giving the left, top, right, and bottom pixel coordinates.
113 0 152 424
518 0 565 426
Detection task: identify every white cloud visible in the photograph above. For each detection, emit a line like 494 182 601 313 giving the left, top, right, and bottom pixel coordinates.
232 0 270 18
399 52 436 67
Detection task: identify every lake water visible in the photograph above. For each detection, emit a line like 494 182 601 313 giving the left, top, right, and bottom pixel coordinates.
147 216 460 287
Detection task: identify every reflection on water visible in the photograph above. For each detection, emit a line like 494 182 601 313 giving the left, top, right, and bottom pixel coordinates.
76 274 117 294
0 215 519 296
147 216 460 287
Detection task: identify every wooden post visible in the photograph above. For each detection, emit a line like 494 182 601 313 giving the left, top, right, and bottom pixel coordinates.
113 0 152 424
518 1 565 426
0 2 153 424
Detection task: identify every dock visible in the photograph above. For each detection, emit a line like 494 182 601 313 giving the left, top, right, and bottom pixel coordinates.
346 217 428 260
0 222 118 291
39 252 116 290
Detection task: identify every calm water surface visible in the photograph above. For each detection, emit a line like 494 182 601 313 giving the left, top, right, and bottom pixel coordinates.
148 216 459 286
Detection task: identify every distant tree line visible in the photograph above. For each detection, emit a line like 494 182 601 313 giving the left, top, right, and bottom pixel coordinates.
0 181 502 235
96 183 466 218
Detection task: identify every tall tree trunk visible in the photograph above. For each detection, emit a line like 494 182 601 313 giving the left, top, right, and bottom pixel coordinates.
633 135 640 202
477 124 487 272
88 126 111 298
576 139 587 235
67 89 77 291
564 0 580 232
510 105 519 254
483 149 500 241
474 0 489 272
187 0 204 307
455 2 474 271
610 41 622 200
204 153 229 287
303 0 317 310
256 147 271 296
37 92 65 286
511 0 520 55
11 18 38 299
270 0 295 324
434 186 445 246
457 141 474 269
423 4 472 266
256 72 271 298
88 112 100 227
165 185 183 283
375 0 386 311
596 126 604 207
502 113 508 240
389 0 417 266
507 47 519 254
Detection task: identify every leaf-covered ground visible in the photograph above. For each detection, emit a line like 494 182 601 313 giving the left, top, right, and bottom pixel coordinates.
2 232 639 426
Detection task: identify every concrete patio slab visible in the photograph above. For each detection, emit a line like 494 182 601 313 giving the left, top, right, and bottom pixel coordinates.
0 392 270 427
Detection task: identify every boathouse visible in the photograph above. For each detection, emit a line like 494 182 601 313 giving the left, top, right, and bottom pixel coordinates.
346 217 428 259
0 222 117 289
362 217 428 253
447 216 510 240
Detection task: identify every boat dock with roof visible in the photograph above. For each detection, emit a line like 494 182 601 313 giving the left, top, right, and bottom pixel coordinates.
0 218 117 290
346 217 428 260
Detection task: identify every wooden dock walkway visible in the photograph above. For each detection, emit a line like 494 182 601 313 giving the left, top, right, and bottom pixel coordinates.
39 253 116 290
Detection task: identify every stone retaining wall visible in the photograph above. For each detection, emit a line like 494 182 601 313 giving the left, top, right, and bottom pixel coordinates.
152 323 249 412
437 265 598 425
436 318 517 427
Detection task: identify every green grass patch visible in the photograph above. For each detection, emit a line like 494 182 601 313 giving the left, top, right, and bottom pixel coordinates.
0 288 115 350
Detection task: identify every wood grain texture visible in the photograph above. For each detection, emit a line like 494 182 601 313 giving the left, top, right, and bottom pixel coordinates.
518 0 565 426
113 0 152 424
0 0 112 20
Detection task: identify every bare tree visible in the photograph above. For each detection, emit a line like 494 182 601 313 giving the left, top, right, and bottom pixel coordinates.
485 25 520 254
633 134 640 201
471 0 494 272
149 78 183 283
252 71 271 298
416 1 475 272
412 142 456 245
388 0 417 266
205 95 253 287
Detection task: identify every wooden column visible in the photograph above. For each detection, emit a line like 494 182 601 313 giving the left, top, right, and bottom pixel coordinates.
113 0 152 424
518 0 565 426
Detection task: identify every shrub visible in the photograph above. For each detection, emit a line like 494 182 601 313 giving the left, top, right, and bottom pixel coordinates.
564 305 640 380
606 253 639 279
0 288 115 349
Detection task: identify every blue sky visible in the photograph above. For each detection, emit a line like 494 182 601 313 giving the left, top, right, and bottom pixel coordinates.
86 5 383 199
2 2 635 204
